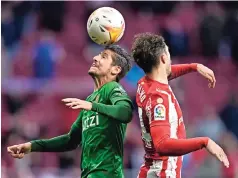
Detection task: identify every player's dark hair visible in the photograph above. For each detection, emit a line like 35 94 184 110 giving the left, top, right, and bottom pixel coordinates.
105 45 132 82
131 33 166 73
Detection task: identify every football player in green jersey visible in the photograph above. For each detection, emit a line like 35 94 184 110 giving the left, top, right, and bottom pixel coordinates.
7 45 134 178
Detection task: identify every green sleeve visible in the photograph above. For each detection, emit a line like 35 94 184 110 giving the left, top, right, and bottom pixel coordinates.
91 85 133 123
31 112 83 152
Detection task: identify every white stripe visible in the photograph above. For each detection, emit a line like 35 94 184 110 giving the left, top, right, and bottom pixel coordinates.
152 160 163 178
180 156 184 178
157 89 178 178
138 107 153 149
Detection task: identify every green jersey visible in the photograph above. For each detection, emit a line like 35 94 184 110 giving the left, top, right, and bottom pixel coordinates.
31 81 133 178
79 81 132 177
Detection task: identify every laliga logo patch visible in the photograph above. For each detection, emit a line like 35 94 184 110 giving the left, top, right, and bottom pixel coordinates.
154 104 166 120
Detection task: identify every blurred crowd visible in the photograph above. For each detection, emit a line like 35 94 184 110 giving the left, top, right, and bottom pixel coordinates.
1 1 238 178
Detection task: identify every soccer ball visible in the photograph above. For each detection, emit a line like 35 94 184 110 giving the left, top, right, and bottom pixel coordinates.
87 7 125 45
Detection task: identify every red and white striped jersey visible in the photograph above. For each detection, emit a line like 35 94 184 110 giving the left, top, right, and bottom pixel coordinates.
136 76 186 177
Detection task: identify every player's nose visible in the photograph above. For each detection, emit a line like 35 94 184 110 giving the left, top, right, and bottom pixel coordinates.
93 55 99 62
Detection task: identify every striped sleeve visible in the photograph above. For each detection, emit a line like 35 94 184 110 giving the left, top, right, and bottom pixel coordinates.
148 93 209 156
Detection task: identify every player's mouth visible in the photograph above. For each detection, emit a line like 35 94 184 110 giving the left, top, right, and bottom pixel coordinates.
91 63 98 68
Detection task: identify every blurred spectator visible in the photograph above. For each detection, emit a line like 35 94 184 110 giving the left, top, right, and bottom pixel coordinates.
33 30 65 79
1 40 12 79
38 2 65 33
195 106 226 143
190 107 227 177
222 9 238 64
219 94 238 140
32 2 65 80
221 10 238 64
161 18 189 56
4 94 30 114
1 1 33 48
220 132 238 178
199 2 224 57
127 1 176 14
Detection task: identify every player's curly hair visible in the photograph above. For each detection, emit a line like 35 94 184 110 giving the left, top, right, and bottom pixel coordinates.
131 33 166 73
105 45 132 82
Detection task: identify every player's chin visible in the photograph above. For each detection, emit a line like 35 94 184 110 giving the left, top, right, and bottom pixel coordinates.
88 68 97 76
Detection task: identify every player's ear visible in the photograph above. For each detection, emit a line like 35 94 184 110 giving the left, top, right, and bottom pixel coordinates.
111 66 121 76
160 53 167 64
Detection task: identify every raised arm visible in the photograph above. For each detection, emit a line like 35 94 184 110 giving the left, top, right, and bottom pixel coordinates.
62 87 133 124
91 87 133 123
148 93 229 167
7 112 83 158
168 63 216 88
31 113 82 152
168 63 197 81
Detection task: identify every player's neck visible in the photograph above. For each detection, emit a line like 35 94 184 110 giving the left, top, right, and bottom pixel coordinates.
93 76 111 91
147 68 168 85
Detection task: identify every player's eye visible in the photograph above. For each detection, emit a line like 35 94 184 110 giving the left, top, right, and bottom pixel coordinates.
101 53 106 59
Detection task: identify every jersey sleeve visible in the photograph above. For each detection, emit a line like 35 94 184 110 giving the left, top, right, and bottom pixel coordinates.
31 112 82 152
91 83 133 123
168 64 197 81
148 92 170 127
148 92 209 156
109 84 133 107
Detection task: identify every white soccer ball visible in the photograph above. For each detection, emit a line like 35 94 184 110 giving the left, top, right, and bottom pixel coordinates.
87 7 125 45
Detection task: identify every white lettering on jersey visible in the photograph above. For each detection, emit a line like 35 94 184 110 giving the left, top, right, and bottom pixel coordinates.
83 114 99 131
137 84 146 103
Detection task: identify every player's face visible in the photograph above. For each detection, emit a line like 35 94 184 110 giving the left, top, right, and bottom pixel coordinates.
88 50 120 79
165 45 172 76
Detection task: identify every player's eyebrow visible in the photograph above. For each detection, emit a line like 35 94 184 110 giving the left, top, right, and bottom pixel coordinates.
103 51 109 58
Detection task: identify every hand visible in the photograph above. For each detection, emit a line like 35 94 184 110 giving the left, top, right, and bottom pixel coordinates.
197 64 216 88
7 142 32 159
206 138 229 168
62 98 92 110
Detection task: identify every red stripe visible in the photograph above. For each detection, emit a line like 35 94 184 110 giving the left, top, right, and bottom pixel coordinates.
159 159 168 177
138 164 150 178
176 156 182 178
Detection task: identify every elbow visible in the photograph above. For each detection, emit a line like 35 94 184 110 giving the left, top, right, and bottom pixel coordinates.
123 114 132 124
154 138 170 156
114 105 133 123
154 138 182 156
122 108 133 124
67 133 80 151
71 143 79 150
67 141 79 151
154 142 164 155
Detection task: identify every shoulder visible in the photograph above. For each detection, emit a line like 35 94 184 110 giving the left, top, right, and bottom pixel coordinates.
104 81 127 96
104 81 119 89
147 83 160 97
146 83 170 102
137 76 146 85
